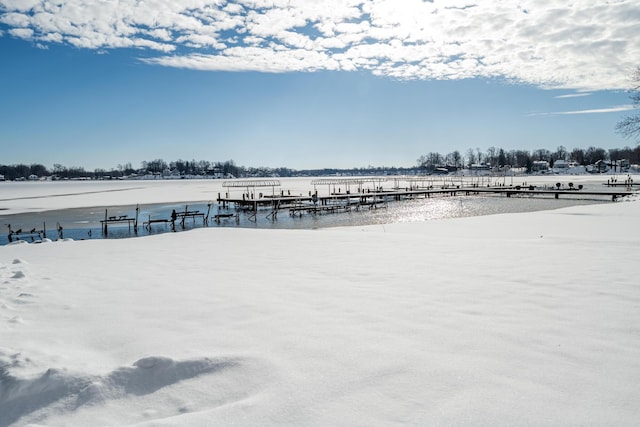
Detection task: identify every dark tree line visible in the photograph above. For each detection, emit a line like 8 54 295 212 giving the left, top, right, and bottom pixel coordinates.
1 163 50 180
417 145 640 173
0 159 245 180
2 143 640 181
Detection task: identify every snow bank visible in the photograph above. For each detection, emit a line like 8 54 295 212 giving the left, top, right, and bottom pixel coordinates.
0 355 261 426
1 185 639 426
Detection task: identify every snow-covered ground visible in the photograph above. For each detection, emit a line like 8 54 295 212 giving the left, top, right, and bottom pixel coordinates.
1 178 639 426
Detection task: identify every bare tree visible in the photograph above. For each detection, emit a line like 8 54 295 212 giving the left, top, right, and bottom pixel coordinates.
511 150 531 168
570 148 585 165
616 67 640 142
417 152 443 172
446 150 461 167
553 145 567 162
498 148 507 167
486 146 497 166
466 148 476 166
532 148 551 161
584 146 608 165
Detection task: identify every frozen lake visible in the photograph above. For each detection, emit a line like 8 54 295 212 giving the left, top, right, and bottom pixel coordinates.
1 185 612 245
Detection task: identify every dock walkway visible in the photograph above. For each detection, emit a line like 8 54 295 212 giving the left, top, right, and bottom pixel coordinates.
217 185 634 212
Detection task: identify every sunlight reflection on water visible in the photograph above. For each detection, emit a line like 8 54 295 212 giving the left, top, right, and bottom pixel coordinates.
0 193 609 245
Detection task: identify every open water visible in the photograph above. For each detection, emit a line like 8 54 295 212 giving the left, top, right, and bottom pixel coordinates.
0 191 612 246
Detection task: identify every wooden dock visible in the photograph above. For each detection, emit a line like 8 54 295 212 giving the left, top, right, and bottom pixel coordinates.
471 187 633 201
101 216 137 234
101 206 139 235
604 182 639 187
175 203 213 227
6 224 46 243
216 184 635 218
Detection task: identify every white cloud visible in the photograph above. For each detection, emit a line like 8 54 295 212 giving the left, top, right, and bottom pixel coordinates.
0 0 40 12
530 105 636 116
144 46 341 73
8 27 33 39
1 12 31 27
1 0 638 90
555 93 592 99
556 105 637 115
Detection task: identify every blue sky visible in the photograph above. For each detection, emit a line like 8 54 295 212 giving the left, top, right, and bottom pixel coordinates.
1 0 638 170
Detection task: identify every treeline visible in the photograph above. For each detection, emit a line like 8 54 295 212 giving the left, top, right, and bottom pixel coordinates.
417 145 640 172
2 144 640 181
0 158 419 180
139 159 242 177
1 163 50 181
0 159 243 181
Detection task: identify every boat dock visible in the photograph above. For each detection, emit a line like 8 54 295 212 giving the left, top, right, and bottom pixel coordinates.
101 206 139 235
6 223 47 243
216 180 635 216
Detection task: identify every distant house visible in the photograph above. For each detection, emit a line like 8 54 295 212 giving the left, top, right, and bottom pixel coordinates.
28 174 39 181
609 159 630 172
470 163 490 170
431 167 449 175
162 168 175 177
553 160 569 169
468 163 491 176
532 160 550 173
206 167 224 179
470 163 491 171
0 174 4 181
594 160 608 173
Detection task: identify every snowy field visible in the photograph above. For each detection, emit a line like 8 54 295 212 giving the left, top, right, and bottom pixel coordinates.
1 177 639 426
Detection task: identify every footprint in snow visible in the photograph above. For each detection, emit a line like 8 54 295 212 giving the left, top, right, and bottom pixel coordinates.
11 271 26 279
7 315 23 324
12 293 34 305
1 302 15 310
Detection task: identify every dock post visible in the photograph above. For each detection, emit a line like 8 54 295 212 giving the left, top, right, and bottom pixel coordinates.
205 202 212 225
103 209 108 235
181 205 188 228
134 205 139 234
